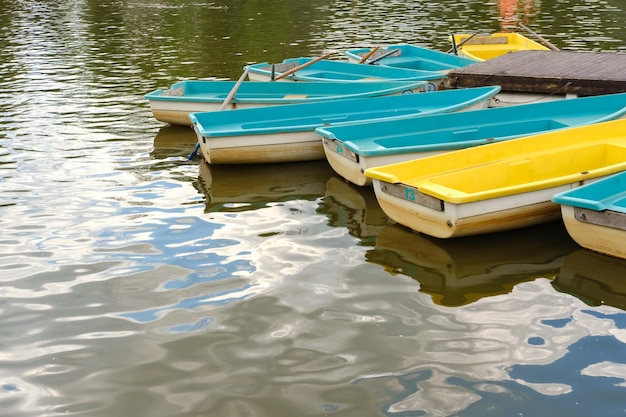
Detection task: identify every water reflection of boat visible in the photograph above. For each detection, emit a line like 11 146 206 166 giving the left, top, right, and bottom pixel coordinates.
195 160 334 212
153 124 198 148
151 124 198 160
553 249 626 311
367 222 578 306
320 176 394 243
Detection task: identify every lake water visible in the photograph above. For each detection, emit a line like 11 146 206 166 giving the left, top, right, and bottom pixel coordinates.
1 1 626 416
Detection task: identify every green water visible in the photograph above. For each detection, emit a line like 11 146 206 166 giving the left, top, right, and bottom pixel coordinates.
1 1 625 416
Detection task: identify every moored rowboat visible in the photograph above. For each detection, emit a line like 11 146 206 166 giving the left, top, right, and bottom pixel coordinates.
316 92 626 186
552 171 626 260
245 58 448 90
364 119 626 238
450 32 549 61
189 86 500 164
145 79 427 126
345 44 476 71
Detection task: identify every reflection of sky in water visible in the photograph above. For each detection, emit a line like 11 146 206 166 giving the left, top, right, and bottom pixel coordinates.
104 179 351 335
349 280 626 417
95 181 260 327
97 179 626 416
12 169 626 416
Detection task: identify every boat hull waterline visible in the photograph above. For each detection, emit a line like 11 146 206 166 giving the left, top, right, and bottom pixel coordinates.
552 171 626 260
145 80 427 126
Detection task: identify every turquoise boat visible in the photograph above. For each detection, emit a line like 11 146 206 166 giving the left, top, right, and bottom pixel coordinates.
188 86 500 164
145 79 427 126
552 171 626 260
316 92 626 186
245 57 448 90
345 44 476 71
363 119 626 238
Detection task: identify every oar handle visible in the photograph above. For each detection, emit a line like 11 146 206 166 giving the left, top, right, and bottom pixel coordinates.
188 67 250 161
446 32 478 53
358 46 380 63
273 51 336 81
365 48 400 65
219 67 250 110
519 23 559 51
450 33 458 55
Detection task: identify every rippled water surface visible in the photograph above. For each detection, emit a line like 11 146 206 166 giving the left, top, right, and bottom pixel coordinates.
1 1 626 416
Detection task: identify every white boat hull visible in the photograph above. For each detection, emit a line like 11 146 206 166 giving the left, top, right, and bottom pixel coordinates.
371 180 602 238
559 205 626 259
149 100 270 126
196 130 324 164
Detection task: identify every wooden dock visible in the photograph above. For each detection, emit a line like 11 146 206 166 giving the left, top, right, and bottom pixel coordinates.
448 50 626 96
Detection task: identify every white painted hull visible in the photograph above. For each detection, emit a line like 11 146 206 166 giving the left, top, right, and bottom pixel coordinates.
559 205 626 260
148 100 270 126
371 180 595 238
196 130 325 164
321 99 493 186
323 141 443 186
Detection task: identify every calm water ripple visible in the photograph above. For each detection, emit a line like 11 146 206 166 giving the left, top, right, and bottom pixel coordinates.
1 0 626 416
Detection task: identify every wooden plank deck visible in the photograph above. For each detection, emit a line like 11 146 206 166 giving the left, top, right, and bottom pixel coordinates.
447 50 626 96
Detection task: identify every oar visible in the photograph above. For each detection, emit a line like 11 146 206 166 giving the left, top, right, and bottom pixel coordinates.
187 67 250 161
273 51 336 81
358 46 380 63
365 48 400 65
519 23 559 51
446 32 478 53
450 33 458 55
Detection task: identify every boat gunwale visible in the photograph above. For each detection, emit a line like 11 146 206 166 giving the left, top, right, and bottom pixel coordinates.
145 80 429 103
319 93 626 157
552 171 626 213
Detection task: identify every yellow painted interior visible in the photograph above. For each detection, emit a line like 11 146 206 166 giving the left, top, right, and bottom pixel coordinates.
365 119 626 203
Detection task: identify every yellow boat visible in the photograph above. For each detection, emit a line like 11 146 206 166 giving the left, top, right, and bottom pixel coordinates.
364 119 626 238
451 32 549 61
